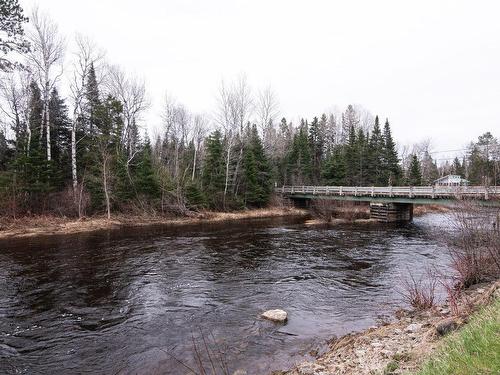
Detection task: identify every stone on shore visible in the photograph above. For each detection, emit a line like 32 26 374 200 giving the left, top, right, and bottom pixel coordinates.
435 317 460 336
261 309 288 322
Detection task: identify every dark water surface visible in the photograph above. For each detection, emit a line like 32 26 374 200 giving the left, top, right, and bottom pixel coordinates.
0 214 452 374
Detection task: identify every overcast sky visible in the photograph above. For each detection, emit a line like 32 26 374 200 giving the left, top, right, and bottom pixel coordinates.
20 0 500 160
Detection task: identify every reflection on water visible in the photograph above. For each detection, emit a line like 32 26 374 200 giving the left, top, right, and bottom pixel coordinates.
0 214 452 374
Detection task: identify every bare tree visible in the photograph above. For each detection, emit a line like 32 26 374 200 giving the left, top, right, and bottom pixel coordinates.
256 86 279 151
26 7 65 162
68 34 104 196
214 75 253 200
190 113 208 181
0 71 30 152
105 65 149 158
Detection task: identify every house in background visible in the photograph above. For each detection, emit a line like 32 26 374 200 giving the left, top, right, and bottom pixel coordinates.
434 174 469 186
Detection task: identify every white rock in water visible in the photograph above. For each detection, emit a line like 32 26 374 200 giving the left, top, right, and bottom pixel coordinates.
261 309 288 322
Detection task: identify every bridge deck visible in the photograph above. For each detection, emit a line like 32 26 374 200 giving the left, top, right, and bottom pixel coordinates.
277 185 500 205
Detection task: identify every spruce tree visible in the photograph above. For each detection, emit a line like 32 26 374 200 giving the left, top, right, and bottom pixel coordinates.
368 116 385 185
408 154 422 186
322 145 346 185
308 115 325 183
382 119 401 185
241 125 272 207
202 130 225 207
135 137 160 199
344 124 357 185
48 88 71 189
287 120 312 185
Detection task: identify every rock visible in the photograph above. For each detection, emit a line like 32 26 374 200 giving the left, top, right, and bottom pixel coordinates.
435 317 460 336
261 309 287 323
404 323 422 333
296 362 327 375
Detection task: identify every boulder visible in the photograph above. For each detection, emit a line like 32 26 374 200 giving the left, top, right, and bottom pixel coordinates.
404 323 422 333
261 309 288 323
435 317 460 336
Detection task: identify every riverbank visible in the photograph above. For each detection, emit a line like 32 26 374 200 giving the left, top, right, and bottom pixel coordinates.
0 207 309 240
277 280 499 375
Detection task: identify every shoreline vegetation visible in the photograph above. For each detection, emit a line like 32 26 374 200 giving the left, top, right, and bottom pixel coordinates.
0 207 309 240
0 203 450 240
277 280 499 375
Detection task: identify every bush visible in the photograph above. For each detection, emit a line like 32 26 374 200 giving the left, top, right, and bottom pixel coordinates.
448 202 500 288
400 268 438 310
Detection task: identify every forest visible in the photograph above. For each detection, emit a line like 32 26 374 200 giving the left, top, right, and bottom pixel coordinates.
0 1 499 219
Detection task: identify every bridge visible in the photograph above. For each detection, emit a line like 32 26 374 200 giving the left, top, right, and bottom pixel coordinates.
276 185 500 222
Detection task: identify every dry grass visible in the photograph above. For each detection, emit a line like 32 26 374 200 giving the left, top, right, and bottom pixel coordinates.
0 207 308 240
413 205 450 216
311 199 370 223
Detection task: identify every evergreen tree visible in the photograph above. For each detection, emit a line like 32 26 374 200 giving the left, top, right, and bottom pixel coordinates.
287 120 312 184
135 137 160 198
344 124 357 185
408 154 422 186
367 116 385 185
241 125 272 207
85 62 101 136
322 145 346 185
202 130 225 207
48 88 71 188
452 157 465 176
308 115 325 183
382 119 401 185
0 0 30 71
354 127 368 185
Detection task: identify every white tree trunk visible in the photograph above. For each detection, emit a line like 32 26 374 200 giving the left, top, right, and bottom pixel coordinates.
45 99 51 161
71 119 77 193
191 145 197 181
103 154 111 220
224 145 231 196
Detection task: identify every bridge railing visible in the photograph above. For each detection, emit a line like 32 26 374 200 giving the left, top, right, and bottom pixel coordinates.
277 185 500 199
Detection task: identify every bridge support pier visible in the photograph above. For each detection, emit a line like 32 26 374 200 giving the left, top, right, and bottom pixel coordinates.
370 202 413 223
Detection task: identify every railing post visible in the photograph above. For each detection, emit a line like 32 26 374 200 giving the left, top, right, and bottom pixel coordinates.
302 185 305 193
409 186 413 198
291 186 294 194
371 186 374 197
340 186 343 196
354 187 358 196
432 185 435 199
485 188 489 200
313 186 316 195
282 185 285 194
390 186 393 197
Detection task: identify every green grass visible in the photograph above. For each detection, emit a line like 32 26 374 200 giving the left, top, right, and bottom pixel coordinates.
415 298 500 375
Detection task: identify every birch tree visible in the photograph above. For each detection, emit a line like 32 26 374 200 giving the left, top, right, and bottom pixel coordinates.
26 7 64 162
68 35 104 195
215 75 253 200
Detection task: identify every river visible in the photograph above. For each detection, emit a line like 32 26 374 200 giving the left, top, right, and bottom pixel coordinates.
0 214 453 374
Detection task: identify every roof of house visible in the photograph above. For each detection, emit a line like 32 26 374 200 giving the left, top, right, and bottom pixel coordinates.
433 174 469 183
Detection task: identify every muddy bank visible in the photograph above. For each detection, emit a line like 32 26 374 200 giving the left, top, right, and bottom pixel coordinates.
413 204 450 216
0 208 308 240
277 280 499 375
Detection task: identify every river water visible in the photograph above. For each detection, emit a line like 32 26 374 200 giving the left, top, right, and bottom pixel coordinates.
0 214 453 374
